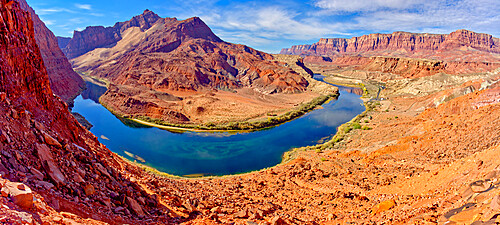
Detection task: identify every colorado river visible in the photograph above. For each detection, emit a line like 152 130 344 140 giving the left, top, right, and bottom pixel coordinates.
72 78 365 176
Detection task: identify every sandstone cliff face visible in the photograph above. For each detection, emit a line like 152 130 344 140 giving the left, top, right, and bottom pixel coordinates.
281 30 500 59
16 0 85 103
71 12 306 95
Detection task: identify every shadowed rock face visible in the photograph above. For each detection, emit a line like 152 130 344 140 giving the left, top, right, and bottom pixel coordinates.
16 0 85 103
56 36 70 49
280 30 500 58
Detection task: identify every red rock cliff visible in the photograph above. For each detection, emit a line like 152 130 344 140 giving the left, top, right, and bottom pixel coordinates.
281 30 500 57
0 1 169 222
16 0 85 103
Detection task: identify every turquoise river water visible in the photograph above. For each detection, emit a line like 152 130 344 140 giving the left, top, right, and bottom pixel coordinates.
72 76 365 176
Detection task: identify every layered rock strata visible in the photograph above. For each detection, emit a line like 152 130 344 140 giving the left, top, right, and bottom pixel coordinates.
281 30 500 57
16 0 85 102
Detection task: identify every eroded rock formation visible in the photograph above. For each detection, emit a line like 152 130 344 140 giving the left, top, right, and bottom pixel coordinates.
66 10 314 124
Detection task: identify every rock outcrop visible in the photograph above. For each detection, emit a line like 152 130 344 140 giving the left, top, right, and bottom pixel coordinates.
16 0 85 102
66 10 311 124
281 30 500 61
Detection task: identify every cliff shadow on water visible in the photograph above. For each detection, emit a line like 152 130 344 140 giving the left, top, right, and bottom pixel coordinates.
81 81 107 103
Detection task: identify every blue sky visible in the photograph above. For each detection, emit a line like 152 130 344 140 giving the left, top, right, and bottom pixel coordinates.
27 0 500 53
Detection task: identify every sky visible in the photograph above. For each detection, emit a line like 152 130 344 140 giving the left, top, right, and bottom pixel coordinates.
26 0 500 53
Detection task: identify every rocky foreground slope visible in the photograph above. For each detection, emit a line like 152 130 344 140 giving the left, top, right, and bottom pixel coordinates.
64 10 333 125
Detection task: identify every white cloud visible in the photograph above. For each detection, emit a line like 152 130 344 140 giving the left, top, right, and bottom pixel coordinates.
41 19 55 26
36 8 75 15
315 0 423 12
90 13 104 17
75 4 92 10
199 6 346 44
347 0 500 36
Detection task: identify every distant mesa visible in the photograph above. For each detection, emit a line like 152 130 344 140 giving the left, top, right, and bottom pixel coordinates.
281 30 500 79
280 29 500 61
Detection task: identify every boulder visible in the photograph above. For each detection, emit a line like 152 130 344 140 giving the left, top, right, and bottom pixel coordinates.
1 182 33 208
93 163 111 178
41 131 62 148
126 197 145 216
83 183 95 196
30 167 44 180
35 143 66 185
449 208 481 223
372 199 396 214
234 209 248 218
470 180 491 193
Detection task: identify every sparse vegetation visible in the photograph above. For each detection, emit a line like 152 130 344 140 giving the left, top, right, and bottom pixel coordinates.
132 93 338 131
283 96 380 163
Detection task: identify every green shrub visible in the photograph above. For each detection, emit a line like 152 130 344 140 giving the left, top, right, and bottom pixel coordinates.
362 126 372 130
352 122 361 129
343 126 352 133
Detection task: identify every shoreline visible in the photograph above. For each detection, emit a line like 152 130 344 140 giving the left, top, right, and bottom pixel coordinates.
110 93 339 133
79 74 371 178
122 85 370 179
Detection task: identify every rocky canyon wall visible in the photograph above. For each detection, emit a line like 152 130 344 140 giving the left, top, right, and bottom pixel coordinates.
16 0 85 102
